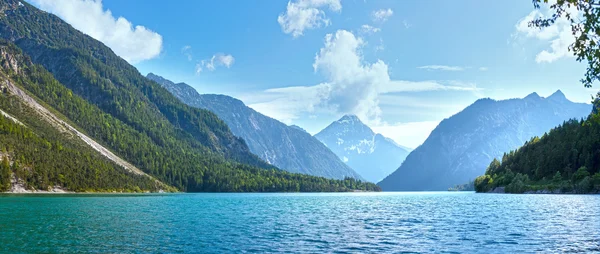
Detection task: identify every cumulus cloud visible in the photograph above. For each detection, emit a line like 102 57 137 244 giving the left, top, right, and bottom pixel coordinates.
244 30 481 125
196 53 235 74
277 0 342 37
359 24 381 34
31 0 162 63
311 30 389 122
372 8 393 23
513 2 579 63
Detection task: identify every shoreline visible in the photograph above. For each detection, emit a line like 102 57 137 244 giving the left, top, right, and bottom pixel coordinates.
482 186 600 195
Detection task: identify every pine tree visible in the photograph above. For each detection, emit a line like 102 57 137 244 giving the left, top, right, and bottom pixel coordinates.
0 156 11 191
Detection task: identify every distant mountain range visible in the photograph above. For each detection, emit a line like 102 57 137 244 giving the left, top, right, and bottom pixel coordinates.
146 73 364 180
315 115 411 183
378 90 592 191
0 0 381 193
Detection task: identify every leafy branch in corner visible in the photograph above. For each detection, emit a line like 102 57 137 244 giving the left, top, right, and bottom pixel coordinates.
530 0 600 88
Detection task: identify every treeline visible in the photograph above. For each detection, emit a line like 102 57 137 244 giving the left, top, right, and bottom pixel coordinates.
475 114 600 193
448 181 474 191
0 97 163 192
1 1 267 168
0 43 380 192
0 1 381 193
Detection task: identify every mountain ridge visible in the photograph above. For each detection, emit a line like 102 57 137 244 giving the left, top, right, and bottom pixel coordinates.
315 114 411 183
146 73 365 180
378 90 591 191
0 0 380 192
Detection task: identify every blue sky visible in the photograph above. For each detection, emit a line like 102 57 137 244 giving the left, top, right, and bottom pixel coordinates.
29 0 594 148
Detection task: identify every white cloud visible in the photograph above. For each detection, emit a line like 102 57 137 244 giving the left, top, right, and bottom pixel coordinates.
196 53 235 74
195 63 203 75
31 0 162 63
403 20 412 29
479 67 488 71
383 80 482 93
418 65 466 71
513 3 579 63
372 8 393 23
243 30 481 126
359 24 381 34
372 121 440 149
181 45 192 61
312 30 389 123
277 0 342 38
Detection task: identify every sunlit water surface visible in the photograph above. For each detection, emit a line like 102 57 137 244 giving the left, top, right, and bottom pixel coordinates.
0 192 599 253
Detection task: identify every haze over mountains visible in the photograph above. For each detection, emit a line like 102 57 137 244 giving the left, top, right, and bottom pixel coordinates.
315 115 411 183
146 73 364 180
0 0 380 193
378 90 592 191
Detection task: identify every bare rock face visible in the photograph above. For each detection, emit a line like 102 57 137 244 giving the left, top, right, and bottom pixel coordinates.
146 73 363 180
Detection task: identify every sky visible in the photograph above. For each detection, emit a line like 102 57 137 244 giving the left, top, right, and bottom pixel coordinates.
27 0 596 148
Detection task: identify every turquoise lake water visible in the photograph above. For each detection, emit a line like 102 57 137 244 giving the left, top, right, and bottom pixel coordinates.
0 192 599 253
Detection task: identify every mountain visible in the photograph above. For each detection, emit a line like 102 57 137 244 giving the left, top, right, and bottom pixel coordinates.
0 0 379 192
474 108 600 194
0 42 169 192
378 91 591 191
314 115 411 182
146 73 363 180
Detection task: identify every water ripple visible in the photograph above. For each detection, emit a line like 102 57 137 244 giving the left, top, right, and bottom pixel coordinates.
0 192 599 253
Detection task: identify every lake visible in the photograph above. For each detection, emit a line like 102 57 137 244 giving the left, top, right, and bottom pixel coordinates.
0 192 598 253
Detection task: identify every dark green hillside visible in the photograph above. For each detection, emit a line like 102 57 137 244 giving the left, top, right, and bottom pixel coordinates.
0 95 165 192
0 0 266 168
0 1 379 192
475 113 600 194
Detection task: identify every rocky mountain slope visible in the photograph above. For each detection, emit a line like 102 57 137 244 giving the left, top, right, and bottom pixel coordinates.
378 91 591 191
315 115 411 182
146 73 363 180
0 43 168 192
0 0 379 192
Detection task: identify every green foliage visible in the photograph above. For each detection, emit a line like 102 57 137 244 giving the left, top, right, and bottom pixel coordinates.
575 176 594 194
0 94 164 192
593 173 600 189
572 166 590 182
531 0 600 88
0 156 10 191
0 1 381 192
552 171 563 183
505 173 529 194
485 158 501 175
474 175 493 193
475 116 600 194
448 181 474 191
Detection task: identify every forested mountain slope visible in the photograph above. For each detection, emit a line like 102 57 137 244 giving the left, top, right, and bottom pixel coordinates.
475 112 600 194
0 43 167 192
0 0 379 192
146 73 363 180
378 92 591 191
